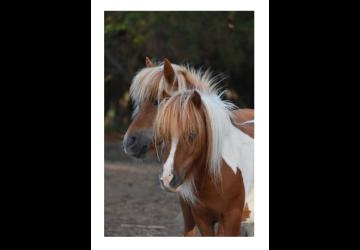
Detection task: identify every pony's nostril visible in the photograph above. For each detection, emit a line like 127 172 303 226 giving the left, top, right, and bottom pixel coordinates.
169 174 180 188
129 136 137 144
125 135 137 147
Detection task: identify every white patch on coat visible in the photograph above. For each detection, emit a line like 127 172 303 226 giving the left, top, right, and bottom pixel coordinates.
243 187 254 223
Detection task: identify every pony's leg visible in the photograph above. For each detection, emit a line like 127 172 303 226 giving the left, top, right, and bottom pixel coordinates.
223 209 242 236
179 197 196 236
192 212 215 236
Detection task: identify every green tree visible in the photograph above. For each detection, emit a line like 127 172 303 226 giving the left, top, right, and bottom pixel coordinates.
105 11 254 134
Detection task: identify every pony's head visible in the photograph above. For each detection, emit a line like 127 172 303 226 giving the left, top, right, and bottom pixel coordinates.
155 88 237 196
123 57 218 158
154 90 214 194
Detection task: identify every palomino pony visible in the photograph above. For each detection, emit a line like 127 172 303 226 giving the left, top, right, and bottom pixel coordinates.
155 89 253 236
123 58 254 235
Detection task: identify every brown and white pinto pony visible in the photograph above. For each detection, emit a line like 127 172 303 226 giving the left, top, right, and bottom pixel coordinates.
123 58 254 236
155 89 254 236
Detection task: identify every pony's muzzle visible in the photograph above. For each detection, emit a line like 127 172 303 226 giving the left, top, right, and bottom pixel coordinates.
124 135 137 148
169 174 182 189
160 173 182 192
123 131 151 158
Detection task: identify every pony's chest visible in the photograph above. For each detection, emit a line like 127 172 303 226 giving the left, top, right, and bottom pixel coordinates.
192 191 244 221
194 172 245 214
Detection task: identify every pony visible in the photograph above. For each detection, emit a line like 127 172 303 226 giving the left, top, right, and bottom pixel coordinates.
123 58 254 236
155 89 254 236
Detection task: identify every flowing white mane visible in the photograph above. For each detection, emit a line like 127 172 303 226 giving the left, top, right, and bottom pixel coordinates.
201 92 253 207
200 92 239 180
129 63 224 110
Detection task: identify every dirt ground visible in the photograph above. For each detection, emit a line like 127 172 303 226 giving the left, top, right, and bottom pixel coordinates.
104 142 253 236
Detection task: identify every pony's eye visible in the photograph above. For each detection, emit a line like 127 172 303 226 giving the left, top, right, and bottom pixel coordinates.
188 132 196 142
153 99 159 106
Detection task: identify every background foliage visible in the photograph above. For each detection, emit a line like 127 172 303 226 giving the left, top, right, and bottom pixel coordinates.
105 11 254 134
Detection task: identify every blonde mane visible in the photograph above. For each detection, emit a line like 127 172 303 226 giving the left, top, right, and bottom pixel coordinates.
155 89 238 182
129 62 223 111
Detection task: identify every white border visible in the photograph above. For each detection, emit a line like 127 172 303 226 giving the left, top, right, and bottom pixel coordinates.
92 1 269 249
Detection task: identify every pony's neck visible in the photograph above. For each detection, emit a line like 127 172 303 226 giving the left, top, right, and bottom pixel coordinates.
189 92 253 198
189 155 210 186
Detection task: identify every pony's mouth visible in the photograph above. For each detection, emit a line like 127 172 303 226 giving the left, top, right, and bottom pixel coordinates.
159 178 175 192
132 145 148 158
159 175 183 193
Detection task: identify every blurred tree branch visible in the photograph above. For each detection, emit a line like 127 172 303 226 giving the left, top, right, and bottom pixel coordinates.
105 49 124 73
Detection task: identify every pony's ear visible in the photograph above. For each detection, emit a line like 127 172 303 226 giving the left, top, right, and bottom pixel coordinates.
191 90 202 109
145 57 155 67
163 58 175 84
161 90 171 99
